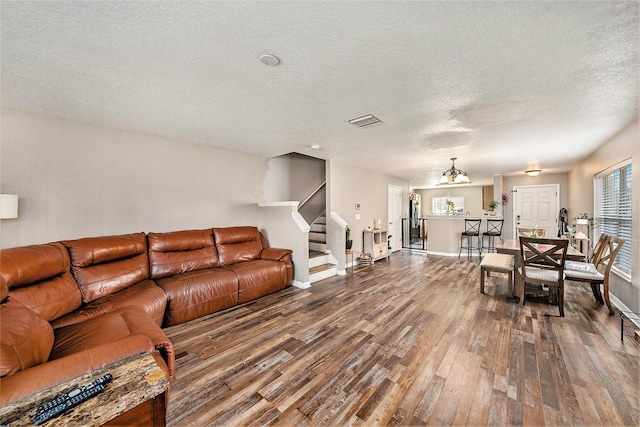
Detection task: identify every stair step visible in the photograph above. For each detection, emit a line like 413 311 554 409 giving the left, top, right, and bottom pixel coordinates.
309 251 330 268
309 250 326 258
309 263 337 275
309 238 325 244
309 242 327 252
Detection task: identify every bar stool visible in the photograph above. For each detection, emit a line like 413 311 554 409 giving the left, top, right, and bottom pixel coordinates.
458 218 482 260
482 219 504 254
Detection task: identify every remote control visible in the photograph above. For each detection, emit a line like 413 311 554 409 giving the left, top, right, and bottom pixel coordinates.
33 373 112 425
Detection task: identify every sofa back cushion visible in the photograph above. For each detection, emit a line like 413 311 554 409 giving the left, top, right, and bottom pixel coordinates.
148 229 219 279
62 233 149 303
0 243 82 321
213 226 264 266
0 302 54 377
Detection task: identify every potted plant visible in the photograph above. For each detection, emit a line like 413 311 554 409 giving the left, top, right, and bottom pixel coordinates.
445 199 456 215
345 226 353 252
488 200 499 215
574 213 594 226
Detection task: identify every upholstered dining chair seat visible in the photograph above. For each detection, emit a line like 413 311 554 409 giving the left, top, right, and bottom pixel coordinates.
565 261 603 280
520 266 563 282
480 253 514 296
481 253 514 271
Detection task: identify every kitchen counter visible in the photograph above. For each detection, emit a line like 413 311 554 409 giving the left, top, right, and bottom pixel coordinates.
425 215 502 256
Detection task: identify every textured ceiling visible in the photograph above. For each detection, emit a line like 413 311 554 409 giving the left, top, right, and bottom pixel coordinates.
1 1 638 188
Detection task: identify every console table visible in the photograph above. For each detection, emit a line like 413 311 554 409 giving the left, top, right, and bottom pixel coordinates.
363 229 388 263
0 352 169 427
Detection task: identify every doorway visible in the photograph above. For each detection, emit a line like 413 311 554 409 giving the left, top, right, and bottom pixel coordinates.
513 184 559 238
388 185 402 252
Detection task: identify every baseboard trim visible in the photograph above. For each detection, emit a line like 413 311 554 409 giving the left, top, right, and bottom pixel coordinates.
292 280 311 289
610 293 639 329
426 250 481 258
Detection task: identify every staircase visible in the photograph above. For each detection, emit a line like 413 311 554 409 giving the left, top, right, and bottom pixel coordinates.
308 213 338 283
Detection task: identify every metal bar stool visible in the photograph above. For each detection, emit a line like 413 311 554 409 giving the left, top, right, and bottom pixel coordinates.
459 218 482 260
482 219 504 254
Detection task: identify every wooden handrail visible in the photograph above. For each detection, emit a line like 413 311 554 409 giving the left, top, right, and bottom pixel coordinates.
299 180 326 209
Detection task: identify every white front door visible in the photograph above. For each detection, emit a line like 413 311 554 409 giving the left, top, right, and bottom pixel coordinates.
513 184 559 238
388 185 403 252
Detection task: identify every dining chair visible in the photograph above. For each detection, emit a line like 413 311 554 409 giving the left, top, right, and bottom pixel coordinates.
565 236 625 314
459 219 482 260
480 253 514 297
482 219 504 253
518 237 569 317
588 233 610 265
517 227 546 238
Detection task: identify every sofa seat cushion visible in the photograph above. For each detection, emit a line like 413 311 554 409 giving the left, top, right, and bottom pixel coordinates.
51 307 175 379
51 280 167 329
156 268 238 327
0 302 54 378
223 259 287 304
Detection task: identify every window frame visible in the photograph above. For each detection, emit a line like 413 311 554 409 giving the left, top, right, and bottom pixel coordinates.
594 158 632 281
432 196 465 215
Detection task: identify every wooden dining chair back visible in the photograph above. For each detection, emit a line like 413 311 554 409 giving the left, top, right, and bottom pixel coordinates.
589 233 610 265
518 237 569 316
566 236 625 314
517 227 546 238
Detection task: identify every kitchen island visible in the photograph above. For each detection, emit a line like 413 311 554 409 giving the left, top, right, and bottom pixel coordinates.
425 215 502 257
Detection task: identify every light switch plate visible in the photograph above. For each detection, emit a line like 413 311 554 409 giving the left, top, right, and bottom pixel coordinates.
355 214 361 220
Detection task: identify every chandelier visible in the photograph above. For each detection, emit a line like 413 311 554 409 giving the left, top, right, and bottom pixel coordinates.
439 157 471 185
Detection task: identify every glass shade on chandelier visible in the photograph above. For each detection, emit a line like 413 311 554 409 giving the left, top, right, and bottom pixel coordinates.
439 157 470 185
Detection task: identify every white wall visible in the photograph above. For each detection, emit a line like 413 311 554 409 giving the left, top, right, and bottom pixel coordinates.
263 153 325 202
0 108 266 247
415 186 485 217
501 173 569 241
568 119 639 313
327 159 409 256
263 152 326 225
258 203 310 287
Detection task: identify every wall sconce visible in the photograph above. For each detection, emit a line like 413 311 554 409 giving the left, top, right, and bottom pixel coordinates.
0 194 19 219
525 169 541 177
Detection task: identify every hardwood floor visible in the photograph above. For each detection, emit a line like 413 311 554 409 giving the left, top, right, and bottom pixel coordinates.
164 253 639 426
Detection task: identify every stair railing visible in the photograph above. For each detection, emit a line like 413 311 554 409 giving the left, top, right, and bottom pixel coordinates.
299 180 326 209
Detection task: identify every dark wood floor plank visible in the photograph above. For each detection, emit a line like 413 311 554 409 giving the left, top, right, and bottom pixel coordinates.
163 253 639 426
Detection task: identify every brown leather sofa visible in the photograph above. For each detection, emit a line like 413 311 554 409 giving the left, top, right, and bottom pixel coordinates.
0 226 292 408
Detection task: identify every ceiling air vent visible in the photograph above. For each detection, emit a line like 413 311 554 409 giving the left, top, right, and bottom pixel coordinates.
347 113 383 128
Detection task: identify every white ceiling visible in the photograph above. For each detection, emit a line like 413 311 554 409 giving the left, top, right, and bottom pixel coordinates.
1 1 638 188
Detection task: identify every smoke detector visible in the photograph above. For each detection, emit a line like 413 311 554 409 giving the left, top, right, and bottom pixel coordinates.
260 54 280 66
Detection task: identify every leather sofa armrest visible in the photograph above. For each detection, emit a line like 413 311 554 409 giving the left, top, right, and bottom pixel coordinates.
260 247 292 262
0 334 161 407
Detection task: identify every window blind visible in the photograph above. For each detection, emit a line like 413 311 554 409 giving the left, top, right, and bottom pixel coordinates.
594 160 632 277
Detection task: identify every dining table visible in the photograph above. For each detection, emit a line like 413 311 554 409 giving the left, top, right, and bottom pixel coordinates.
495 239 585 302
